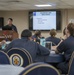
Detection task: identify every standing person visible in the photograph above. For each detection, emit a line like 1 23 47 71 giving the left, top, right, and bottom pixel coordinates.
5 18 18 32
5 29 50 62
46 29 61 46
52 23 74 74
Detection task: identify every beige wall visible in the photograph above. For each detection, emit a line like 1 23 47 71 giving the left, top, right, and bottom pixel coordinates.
3 11 29 38
0 9 74 38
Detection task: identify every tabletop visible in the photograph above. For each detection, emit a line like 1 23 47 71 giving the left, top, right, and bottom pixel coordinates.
35 51 64 63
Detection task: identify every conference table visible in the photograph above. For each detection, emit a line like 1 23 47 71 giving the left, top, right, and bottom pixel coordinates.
35 51 64 63
2 48 64 63
0 41 64 64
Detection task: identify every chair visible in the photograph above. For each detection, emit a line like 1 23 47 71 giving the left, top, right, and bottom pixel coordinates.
7 48 33 67
19 62 60 75
0 51 10 64
68 51 74 75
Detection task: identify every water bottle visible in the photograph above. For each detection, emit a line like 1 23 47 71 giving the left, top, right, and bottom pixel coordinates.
1 44 6 49
40 37 45 47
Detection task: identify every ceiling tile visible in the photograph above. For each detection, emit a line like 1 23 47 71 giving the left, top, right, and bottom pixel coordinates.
61 0 74 5
20 0 44 4
0 0 73 10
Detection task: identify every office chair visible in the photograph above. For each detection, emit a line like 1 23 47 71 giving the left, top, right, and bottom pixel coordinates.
19 62 60 75
7 48 33 67
0 51 10 64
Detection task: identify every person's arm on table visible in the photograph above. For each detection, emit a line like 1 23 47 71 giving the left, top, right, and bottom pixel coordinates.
37 43 50 56
51 41 65 54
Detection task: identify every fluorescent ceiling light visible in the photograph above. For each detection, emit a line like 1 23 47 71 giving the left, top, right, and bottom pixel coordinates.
35 4 52 7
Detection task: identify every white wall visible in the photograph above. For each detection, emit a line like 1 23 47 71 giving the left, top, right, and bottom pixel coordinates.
0 9 73 38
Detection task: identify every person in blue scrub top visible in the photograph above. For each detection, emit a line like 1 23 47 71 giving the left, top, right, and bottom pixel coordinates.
46 29 61 46
52 23 74 74
5 29 50 62
32 30 42 43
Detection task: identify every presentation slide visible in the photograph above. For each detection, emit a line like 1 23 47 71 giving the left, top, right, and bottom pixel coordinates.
33 11 56 30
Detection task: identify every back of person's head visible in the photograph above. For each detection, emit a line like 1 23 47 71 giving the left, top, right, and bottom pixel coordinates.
35 30 41 37
67 23 74 37
21 29 32 38
50 29 57 37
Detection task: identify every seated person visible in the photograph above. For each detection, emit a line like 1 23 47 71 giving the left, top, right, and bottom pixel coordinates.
57 27 67 46
5 29 50 62
62 27 67 40
60 27 67 40
52 23 74 74
46 29 61 46
32 30 42 43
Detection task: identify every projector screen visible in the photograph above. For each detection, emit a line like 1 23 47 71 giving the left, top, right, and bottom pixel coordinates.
29 10 61 31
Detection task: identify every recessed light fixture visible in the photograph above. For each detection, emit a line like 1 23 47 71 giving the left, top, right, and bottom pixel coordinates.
35 4 52 7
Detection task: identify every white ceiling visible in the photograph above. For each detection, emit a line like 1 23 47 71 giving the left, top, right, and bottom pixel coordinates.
0 0 74 10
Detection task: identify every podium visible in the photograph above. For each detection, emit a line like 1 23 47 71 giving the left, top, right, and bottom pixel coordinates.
0 30 19 41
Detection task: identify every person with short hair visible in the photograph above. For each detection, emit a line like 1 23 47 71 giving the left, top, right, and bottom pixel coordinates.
52 23 74 74
46 29 61 46
5 29 50 62
5 18 18 32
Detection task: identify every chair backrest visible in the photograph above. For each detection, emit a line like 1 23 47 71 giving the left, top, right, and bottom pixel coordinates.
68 51 74 75
0 51 10 64
19 62 60 75
7 48 33 67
